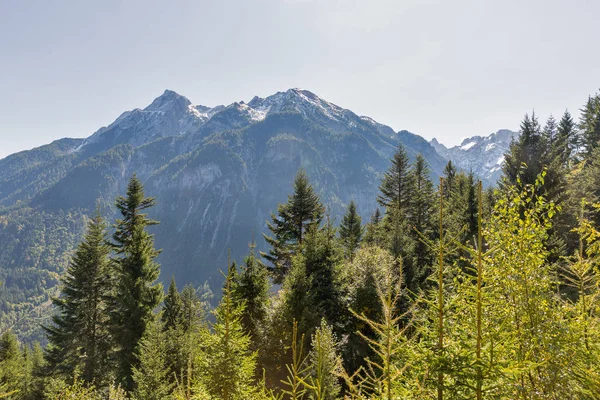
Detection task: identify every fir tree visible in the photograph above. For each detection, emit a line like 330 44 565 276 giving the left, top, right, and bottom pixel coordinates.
377 144 413 213
0 331 23 397
556 110 577 166
233 242 270 348
303 220 345 333
339 200 363 261
132 315 173 400
407 154 436 291
442 160 457 199
363 208 386 247
200 267 258 400
502 112 545 187
579 93 600 158
542 114 558 147
262 169 325 283
110 175 163 391
44 211 113 386
162 277 184 332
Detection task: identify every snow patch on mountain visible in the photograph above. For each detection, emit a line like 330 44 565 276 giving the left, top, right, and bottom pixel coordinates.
431 129 517 186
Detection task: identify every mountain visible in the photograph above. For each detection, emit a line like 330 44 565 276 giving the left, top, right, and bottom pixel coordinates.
0 88 449 341
430 129 518 186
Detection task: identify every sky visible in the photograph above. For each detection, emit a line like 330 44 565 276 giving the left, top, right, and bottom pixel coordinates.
0 0 598 159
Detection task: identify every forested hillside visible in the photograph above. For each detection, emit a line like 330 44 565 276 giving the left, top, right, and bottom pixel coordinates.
1 89 600 399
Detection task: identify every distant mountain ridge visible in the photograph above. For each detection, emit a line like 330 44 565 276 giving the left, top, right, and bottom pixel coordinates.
430 129 518 186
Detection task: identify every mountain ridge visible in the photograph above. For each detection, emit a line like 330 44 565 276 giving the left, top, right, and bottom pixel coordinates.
0 88 509 341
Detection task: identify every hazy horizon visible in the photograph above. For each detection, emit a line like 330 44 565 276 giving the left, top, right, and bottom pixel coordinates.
1 0 598 158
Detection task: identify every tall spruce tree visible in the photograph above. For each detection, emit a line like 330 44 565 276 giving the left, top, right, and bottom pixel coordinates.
339 200 363 261
556 110 577 167
162 277 184 332
503 112 546 187
377 144 413 213
233 242 270 347
44 211 113 386
262 169 324 283
407 154 436 291
579 93 600 158
442 160 457 199
110 175 163 391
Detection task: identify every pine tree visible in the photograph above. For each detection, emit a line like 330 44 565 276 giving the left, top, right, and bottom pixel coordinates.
162 277 184 331
110 175 163 391
377 144 413 213
132 315 173 400
339 200 363 261
262 169 325 283
44 211 113 386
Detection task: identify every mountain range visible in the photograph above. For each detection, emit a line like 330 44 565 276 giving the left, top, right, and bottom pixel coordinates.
0 88 515 340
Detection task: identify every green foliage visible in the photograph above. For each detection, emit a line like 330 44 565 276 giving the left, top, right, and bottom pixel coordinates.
163 277 184 331
262 169 325 283
44 211 113 385
377 144 413 212
304 320 342 400
132 314 174 400
339 200 363 261
110 175 164 391
233 242 270 350
198 268 258 400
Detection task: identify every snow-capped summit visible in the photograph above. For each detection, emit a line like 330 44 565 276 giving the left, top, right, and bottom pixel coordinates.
144 89 193 113
431 129 518 186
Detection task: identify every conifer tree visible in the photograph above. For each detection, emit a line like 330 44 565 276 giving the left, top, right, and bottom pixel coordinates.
262 169 325 283
579 93 600 158
303 220 345 333
442 161 456 199
407 154 436 291
110 175 163 391
363 208 386 247
305 320 342 400
233 242 270 348
200 267 258 400
502 112 545 187
44 211 113 386
556 109 577 166
377 144 413 213
343 246 390 378
0 331 23 397
132 315 173 400
339 200 363 261
162 277 184 332
542 114 558 147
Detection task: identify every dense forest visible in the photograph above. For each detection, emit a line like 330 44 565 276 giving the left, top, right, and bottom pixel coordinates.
1 90 600 399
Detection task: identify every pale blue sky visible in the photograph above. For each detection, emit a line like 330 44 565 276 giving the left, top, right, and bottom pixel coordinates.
1 0 598 158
